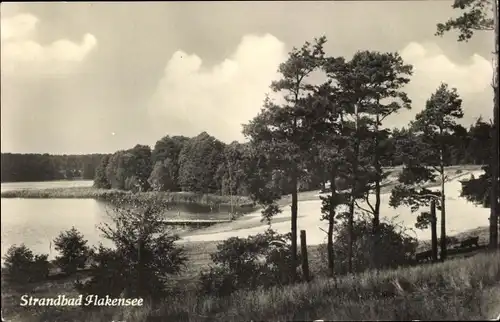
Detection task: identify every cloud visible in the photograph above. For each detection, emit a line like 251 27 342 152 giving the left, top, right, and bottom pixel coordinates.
150 38 493 144
395 41 493 126
1 13 97 76
149 33 287 143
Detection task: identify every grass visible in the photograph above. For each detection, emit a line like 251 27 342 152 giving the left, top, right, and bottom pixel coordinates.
0 186 254 208
3 229 499 322
417 226 490 252
88 250 500 321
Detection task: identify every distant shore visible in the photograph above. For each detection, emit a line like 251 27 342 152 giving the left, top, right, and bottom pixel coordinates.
0 186 255 208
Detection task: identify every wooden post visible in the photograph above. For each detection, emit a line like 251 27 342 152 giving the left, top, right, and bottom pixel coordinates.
430 200 438 262
300 230 310 282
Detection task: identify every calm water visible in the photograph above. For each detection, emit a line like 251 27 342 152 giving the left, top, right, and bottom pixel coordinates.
1 198 115 261
1 181 242 262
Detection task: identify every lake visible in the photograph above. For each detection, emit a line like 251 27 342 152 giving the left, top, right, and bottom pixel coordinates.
0 180 239 262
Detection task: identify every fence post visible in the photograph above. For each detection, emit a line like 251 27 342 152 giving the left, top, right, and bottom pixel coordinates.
430 200 438 262
300 230 310 282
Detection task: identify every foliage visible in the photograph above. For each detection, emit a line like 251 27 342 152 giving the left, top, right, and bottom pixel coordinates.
460 119 496 207
151 135 189 191
199 229 301 297
128 144 153 191
178 132 225 194
4 249 500 321
321 216 417 275
2 244 50 286
466 117 493 165
152 135 189 165
75 197 188 299
460 165 496 207
436 0 495 42
53 227 91 274
104 145 153 192
94 154 111 189
148 161 173 191
436 0 498 247
327 50 413 269
242 37 330 280
9 122 484 199
390 84 464 219
216 141 251 196
0 186 255 211
1 153 107 183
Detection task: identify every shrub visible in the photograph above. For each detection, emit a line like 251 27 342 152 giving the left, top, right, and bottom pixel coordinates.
319 216 417 275
75 197 188 301
2 244 50 286
74 245 129 299
199 229 301 297
53 227 91 274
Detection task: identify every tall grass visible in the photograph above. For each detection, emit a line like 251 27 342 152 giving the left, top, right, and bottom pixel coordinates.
119 250 500 321
0 187 254 207
10 250 499 322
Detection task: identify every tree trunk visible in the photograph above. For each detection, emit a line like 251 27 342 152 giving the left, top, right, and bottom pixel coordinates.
300 230 310 282
372 113 381 269
291 165 299 282
431 199 438 262
347 106 361 274
440 163 447 261
490 0 499 249
348 201 354 273
327 168 337 277
327 216 335 276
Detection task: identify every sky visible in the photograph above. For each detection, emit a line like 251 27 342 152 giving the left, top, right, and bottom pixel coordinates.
0 1 495 154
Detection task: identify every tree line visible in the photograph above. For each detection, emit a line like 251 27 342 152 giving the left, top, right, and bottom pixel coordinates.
94 118 494 197
1 153 108 182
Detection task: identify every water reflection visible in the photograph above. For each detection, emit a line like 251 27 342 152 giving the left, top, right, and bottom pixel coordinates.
1 180 254 261
1 198 114 261
1 197 253 262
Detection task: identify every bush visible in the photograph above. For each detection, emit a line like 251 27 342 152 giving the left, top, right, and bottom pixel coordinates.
74 245 129 299
75 197 188 300
319 216 417 275
2 244 50 286
199 229 301 297
53 227 91 274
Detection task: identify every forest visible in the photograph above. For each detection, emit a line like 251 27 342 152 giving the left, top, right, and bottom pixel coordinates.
93 115 494 197
0 153 108 182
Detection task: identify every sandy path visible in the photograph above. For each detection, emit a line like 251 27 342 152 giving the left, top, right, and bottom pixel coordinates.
180 168 490 245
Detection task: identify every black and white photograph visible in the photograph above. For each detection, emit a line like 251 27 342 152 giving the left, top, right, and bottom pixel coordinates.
1 1 499 321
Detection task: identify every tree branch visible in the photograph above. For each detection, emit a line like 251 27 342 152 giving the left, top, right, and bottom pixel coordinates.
431 164 441 173
319 227 328 235
355 199 375 215
363 194 376 213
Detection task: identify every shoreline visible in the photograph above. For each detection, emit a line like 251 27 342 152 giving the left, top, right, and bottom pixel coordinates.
0 186 255 208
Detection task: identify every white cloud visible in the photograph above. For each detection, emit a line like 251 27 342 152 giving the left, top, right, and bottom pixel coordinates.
150 38 493 144
1 13 97 76
394 41 493 126
149 33 287 143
